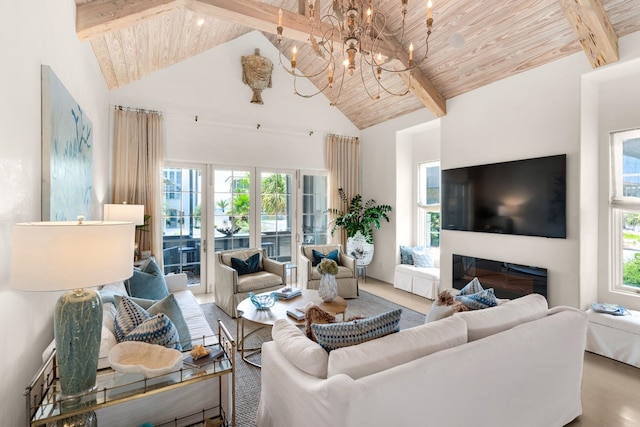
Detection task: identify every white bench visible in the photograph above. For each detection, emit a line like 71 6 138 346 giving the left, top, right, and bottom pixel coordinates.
393 264 440 300
586 308 640 368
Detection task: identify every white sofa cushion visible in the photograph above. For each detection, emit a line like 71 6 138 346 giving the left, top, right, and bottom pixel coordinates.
272 319 328 378
327 316 467 379
454 293 548 341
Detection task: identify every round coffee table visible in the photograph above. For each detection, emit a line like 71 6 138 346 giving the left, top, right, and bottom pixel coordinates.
236 289 347 367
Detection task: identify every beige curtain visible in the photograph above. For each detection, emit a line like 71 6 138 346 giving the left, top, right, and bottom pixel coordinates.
112 107 164 267
327 134 360 247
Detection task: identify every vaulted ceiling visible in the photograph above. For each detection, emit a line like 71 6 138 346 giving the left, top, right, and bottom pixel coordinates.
75 0 640 129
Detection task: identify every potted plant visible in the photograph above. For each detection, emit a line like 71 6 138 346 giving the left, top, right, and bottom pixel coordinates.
328 188 392 266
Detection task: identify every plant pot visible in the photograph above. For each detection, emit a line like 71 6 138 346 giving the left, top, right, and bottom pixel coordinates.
318 274 338 302
347 231 374 267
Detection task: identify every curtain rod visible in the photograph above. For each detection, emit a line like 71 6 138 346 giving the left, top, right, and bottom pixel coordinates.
114 105 162 115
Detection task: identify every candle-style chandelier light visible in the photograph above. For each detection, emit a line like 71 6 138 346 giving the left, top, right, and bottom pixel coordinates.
276 0 434 105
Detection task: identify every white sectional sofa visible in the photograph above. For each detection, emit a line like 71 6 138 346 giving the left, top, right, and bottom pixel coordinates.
257 294 588 427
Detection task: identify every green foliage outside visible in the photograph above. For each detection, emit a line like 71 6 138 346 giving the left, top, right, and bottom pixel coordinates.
623 253 640 288
429 212 440 247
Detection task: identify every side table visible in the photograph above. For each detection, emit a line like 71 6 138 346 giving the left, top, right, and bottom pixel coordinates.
285 262 297 287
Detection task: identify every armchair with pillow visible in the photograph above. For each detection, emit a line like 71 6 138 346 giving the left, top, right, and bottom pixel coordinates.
300 244 358 298
214 248 287 318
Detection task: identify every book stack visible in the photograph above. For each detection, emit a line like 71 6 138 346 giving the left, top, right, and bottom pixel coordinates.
286 308 305 321
275 287 302 300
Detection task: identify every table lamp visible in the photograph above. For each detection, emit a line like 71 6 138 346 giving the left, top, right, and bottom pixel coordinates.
11 218 135 404
103 203 145 226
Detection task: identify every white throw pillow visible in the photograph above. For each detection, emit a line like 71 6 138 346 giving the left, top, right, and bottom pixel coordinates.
272 319 328 378
425 303 455 323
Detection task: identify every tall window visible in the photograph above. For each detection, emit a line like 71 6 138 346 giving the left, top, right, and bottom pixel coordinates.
418 161 440 247
611 129 640 294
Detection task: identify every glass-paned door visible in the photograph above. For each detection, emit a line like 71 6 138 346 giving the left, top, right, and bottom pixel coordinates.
301 174 328 246
162 165 205 293
213 169 251 252
260 171 293 262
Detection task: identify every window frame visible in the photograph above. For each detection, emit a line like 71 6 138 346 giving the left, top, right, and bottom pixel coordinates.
417 161 440 248
610 128 640 295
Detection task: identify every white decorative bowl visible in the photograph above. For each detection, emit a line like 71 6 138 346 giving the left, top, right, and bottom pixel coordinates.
108 341 183 377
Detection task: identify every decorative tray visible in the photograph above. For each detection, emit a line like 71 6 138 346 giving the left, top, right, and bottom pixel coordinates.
108 341 183 377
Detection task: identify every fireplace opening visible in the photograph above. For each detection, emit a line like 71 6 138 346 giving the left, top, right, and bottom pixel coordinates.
452 254 547 299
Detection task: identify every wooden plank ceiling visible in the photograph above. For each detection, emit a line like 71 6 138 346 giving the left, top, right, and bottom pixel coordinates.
75 0 640 130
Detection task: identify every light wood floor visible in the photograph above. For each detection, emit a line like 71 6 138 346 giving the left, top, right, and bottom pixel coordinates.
197 277 640 426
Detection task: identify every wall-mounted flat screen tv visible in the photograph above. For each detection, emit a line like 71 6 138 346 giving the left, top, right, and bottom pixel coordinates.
441 154 566 238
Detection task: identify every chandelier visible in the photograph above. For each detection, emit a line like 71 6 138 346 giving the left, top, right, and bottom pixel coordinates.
276 0 434 105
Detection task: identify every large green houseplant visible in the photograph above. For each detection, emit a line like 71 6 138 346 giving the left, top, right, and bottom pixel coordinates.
328 188 393 244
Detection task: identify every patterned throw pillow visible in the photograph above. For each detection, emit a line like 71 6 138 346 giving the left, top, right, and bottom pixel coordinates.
115 294 194 351
231 252 262 275
114 296 182 350
412 248 434 268
114 296 152 341
121 313 181 350
454 288 498 310
459 277 484 295
126 258 170 300
312 249 340 267
311 309 402 352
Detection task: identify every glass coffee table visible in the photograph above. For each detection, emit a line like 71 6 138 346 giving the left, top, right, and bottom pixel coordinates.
236 289 347 367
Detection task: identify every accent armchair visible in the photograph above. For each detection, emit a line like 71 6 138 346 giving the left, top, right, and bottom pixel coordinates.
214 248 286 317
300 244 358 298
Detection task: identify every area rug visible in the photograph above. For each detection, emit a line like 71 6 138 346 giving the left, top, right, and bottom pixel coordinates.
200 290 426 427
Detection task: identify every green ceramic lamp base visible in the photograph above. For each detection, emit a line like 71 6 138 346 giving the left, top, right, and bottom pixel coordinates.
54 288 102 402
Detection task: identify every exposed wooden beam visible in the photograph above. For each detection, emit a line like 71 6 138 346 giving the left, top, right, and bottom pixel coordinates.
76 0 181 42
381 36 446 117
559 0 618 68
186 0 395 57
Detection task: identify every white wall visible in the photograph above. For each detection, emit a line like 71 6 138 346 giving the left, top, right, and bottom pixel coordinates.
0 1 110 425
110 30 359 169
361 109 438 282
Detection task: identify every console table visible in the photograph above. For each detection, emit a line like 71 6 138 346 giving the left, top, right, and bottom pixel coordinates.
25 321 236 427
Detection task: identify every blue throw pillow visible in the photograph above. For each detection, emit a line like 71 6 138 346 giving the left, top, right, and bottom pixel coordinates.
126 258 170 300
454 288 498 310
311 309 402 352
311 249 339 267
122 313 181 351
412 248 434 268
399 246 415 264
231 253 262 275
459 277 484 295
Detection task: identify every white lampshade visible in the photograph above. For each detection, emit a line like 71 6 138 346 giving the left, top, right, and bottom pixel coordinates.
11 221 135 292
103 203 145 226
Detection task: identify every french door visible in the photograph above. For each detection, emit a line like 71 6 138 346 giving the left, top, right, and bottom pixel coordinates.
161 163 206 294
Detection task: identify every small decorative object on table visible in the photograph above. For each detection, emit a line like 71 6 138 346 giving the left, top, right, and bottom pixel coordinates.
249 292 278 310
275 286 302 300
591 302 630 316
317 258 339 302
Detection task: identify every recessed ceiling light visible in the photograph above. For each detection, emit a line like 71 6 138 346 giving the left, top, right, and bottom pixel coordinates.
197 18 205 26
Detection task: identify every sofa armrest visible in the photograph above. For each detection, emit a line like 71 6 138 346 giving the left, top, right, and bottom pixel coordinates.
264 258 287 284
339 253 356 276
300 250 313 281
165 273 188 293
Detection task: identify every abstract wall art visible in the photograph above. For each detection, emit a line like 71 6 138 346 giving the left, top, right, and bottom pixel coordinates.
41 65 93 221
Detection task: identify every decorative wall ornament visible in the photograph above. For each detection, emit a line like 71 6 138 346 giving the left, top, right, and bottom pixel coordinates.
41 65 94 221
241 48 273 104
